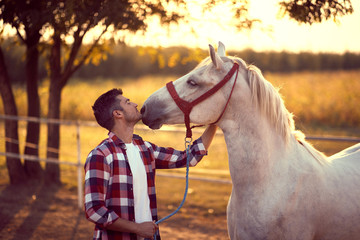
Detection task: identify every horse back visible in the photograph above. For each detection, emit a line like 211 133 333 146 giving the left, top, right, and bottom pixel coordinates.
329 143 360 162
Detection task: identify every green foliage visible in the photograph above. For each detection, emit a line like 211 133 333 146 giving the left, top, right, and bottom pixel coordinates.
279 0 353 24
2 42 360 84
75 46 360 78
236 49 360 73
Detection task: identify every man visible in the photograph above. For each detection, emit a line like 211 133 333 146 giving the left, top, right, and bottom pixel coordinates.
84 88 217 240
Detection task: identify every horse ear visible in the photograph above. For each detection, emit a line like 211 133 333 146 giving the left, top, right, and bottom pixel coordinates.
209 44 224 69
218 41 226 57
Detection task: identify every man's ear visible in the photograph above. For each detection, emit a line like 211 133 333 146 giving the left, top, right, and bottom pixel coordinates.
113 109 122 119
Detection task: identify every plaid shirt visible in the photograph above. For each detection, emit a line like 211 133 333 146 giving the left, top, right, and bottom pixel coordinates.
84 132 207 240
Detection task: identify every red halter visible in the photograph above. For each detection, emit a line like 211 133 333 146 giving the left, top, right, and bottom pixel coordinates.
166 62 239 138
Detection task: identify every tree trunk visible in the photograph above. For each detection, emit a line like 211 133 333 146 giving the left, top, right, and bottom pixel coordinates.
0 47 26 184
44 84 62 184
24 39 43 179
44 33 62 185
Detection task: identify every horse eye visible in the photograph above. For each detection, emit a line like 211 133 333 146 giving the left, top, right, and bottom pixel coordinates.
187 79 197 87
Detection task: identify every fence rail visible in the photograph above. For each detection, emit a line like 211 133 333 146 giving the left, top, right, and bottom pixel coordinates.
305 135 360 142
0 114 84 208
1 114 359 208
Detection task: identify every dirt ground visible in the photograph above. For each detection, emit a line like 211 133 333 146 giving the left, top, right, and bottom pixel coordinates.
0 183 229 240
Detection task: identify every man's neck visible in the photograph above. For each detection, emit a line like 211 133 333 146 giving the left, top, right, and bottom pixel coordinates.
112 123 135 144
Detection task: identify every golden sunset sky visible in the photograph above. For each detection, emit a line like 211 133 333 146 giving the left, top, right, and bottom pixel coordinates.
3 0 358 53
123 0 360 53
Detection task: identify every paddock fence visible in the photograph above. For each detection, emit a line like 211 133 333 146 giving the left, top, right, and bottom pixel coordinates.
1 114 359 209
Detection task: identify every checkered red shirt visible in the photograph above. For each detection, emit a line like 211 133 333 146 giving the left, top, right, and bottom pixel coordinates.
84 132 207 240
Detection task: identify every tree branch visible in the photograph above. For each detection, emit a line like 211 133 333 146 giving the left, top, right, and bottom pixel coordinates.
72 25 109 73
16 28 26 44
60 25 109 88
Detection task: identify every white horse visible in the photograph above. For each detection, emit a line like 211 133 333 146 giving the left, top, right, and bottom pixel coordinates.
141 42 360 240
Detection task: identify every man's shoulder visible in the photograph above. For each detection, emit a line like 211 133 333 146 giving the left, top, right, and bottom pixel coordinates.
133 134 146 146
133 134 143 141
85 137 123 166
96 137 112 148
133 134 154 150
89 137 114 156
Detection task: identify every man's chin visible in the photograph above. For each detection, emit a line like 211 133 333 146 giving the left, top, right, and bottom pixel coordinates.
135 117 142 124
136 113 143 122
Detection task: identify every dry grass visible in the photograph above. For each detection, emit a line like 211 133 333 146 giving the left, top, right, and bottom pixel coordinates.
266 70 360 127
1 70 360 127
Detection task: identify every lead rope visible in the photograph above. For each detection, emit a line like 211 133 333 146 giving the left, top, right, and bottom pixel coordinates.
152 138 192 240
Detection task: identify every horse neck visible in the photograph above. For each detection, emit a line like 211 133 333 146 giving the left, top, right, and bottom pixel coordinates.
219 113 293 189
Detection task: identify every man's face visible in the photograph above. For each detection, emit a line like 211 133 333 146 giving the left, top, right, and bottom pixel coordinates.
117 95 142 123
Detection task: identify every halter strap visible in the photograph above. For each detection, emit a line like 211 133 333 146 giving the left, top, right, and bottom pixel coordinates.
166 62 239 138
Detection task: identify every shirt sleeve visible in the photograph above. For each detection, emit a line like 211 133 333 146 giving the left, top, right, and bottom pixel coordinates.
146 137 208 169
84 149 120 228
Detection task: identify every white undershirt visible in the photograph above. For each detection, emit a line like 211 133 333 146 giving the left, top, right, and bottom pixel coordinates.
125 143 152 227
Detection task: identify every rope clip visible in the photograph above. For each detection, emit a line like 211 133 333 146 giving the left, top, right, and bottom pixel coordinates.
184 137 192 149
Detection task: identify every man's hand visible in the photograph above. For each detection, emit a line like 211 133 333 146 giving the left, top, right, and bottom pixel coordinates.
106 218 158 239
135 221 158 239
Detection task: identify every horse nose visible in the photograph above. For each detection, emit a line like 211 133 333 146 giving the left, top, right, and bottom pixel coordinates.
140 105 146 115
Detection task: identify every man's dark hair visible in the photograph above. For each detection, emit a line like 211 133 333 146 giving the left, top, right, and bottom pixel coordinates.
92 88 123 131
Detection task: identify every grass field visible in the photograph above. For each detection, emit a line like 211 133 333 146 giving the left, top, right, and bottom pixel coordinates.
2 70 360 126
268 70 360 128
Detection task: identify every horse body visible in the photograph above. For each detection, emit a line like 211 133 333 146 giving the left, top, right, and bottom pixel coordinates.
223 115 360 240
141 42 360 239
223 111 313 239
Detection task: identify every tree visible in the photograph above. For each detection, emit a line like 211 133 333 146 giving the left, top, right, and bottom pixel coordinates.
0 0 50 182
0 45 26 184
19 1 44 179
279 0 353 24
0 0 354 184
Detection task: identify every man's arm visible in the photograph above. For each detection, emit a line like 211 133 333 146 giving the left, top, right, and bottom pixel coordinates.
106 218 158 238
200 125 218 150
147 125 217 169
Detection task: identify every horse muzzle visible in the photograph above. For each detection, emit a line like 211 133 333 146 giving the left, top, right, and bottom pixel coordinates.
141 103 166 129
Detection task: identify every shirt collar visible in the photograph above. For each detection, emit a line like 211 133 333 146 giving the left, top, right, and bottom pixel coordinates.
108 132 126 148
108 132 142 148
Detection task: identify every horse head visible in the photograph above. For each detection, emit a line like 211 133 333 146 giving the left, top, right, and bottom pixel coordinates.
141 42 249 131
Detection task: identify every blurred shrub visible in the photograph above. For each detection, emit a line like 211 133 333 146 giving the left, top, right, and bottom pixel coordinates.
3 40 360 84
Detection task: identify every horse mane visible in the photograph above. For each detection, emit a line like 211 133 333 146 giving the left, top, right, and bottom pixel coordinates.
230 57 329 164
234 58 296 143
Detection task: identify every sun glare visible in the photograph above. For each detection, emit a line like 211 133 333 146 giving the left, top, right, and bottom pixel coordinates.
2 0 359 53
123 0 360 53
